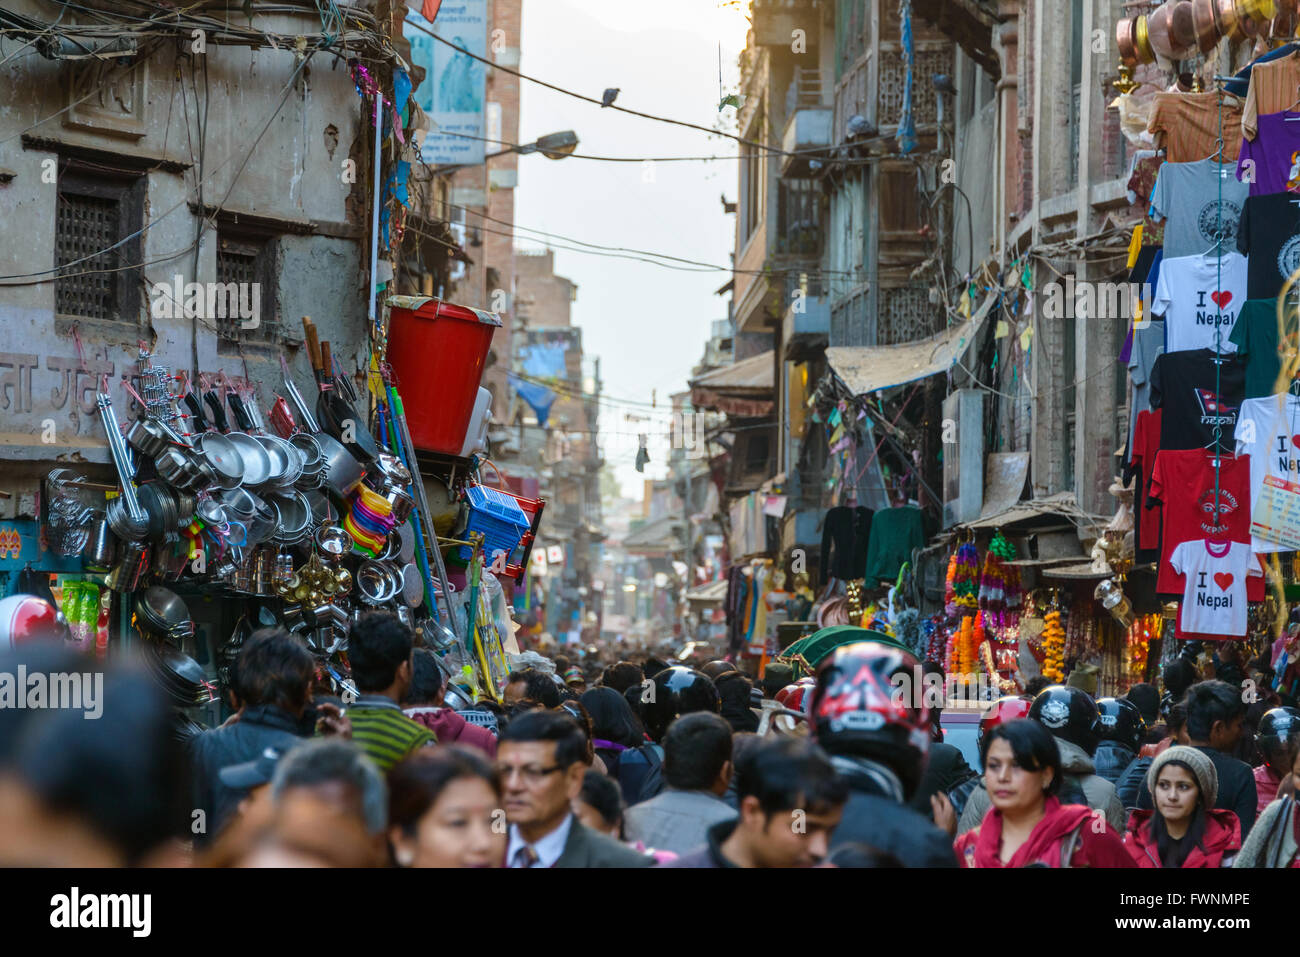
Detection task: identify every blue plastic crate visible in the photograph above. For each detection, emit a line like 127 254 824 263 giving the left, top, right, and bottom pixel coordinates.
459 485 531 565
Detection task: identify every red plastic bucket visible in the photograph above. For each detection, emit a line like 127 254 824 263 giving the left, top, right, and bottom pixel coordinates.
387 298 501 455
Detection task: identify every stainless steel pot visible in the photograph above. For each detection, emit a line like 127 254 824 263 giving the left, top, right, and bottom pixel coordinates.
316 433 365 496
126 418 171 458
82 518 118 571
196 431 244 490
227 431 272 488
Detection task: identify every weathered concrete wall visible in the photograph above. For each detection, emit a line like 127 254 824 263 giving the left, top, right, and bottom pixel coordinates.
0 2 369 516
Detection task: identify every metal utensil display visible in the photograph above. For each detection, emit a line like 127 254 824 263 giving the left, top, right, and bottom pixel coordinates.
105 540 150 593
83 517 118 571
96 391 150 539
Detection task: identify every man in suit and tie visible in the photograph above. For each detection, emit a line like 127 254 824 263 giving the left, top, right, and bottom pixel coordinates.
500 710 652 868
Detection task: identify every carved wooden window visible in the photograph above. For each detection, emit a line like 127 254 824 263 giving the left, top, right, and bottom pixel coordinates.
215 226 278 350
55 164 144 323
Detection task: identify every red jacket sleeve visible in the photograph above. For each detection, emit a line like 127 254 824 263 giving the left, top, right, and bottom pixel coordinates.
1078 823 1139 868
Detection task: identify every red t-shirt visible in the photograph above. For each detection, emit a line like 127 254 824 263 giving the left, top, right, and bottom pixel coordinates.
1147 450 1264 612
1130 409 1163 555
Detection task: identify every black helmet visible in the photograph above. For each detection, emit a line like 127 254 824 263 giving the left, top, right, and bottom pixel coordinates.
809 641 932 798
1257 706 1300 772
642 666 719 741
1096 697 1144 752
700 659 738 682
1029 685 1102 755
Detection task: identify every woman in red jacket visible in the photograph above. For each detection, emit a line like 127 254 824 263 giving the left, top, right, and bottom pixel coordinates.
1124 746 1240 868
954 719 1135 868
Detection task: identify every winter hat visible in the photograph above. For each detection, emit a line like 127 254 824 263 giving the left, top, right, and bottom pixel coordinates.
1147 745 1218 810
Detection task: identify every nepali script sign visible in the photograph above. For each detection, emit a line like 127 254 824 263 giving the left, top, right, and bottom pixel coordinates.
407 1 488 166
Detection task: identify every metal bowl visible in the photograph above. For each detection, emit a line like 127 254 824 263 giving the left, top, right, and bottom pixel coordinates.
227 432 272 488
268 490 311 545
314 523 354 560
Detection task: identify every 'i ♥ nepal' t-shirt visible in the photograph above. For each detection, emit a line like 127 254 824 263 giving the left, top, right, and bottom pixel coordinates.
1147 449 1264 601
1152 251 1248 353
1170 539 1261 639
1234 391 1300 552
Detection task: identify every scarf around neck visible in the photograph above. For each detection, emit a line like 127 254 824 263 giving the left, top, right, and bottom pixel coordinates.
972 796 1092 868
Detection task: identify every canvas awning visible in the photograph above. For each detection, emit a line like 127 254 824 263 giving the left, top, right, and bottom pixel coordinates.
824 292 997 396
685 579 729 604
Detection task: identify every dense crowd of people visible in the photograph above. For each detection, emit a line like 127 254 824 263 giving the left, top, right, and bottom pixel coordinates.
0 595 1298 868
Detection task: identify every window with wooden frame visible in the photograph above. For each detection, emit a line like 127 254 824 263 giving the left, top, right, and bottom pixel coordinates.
55 161 145 325
215 224 278 351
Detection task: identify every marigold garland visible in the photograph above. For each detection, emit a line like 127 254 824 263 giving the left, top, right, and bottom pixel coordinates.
1042 609 1065 684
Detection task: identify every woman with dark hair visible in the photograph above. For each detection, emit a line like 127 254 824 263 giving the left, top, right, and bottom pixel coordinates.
954 719 1134 868
388 745 505 868
582 687 658 805
1125 746 1238 867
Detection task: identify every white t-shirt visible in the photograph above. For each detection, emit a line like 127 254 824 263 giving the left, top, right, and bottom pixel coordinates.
1152 251 1248 354
1233 391 1300 552
1170 539 1261 638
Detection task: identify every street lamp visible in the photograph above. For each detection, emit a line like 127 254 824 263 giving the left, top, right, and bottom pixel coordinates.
435 130 580 173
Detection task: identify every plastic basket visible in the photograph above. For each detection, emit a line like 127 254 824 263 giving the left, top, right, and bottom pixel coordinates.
458 484 531 565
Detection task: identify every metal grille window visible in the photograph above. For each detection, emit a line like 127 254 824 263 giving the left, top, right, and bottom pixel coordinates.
55 165 144 323
215 231 276 348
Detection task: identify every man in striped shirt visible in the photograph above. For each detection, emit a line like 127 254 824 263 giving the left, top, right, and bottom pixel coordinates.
345 612 436 772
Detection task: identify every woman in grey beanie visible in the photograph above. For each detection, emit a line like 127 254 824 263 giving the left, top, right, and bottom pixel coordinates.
1122 746 1241 867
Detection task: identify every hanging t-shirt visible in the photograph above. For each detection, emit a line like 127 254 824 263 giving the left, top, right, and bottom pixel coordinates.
1233 391 1300 552
1147 450 1263 600
1236 110 1300 195
1120 247 1161 366
1170 539 1261 639
1151 251 1248 353
1147 91 1244 163
1127 408 1163 564
1228 298 1298 397
1235 192 1300 299
1148 350 1246 451
863 506 924 581
1128 318 1165 459
1150 159 1249 259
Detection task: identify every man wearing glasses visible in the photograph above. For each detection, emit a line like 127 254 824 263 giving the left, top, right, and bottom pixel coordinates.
498 711 653 868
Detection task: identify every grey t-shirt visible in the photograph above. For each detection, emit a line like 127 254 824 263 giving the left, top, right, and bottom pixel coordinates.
1149 158 1249 259
1129 318 1165 455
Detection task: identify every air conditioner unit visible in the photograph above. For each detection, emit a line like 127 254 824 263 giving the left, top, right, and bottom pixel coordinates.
942 389 984 528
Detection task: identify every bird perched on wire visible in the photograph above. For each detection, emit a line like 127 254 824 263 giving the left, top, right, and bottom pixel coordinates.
602 88 620 107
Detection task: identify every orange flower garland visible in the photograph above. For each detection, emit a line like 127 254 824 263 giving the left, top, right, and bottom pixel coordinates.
1041 609 1065 684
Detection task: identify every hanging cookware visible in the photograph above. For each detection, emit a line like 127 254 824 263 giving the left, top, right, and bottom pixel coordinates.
230 390 303 490
316 432 365 496
311 334 380 465
267 490 312 545
1133 14 1157 61
105 540 150 593
136 482 180 543
96 391 150 540
396 520 417 564
314 523 354 561
126 417 172 458
1116 17 1139 67
1149 1 1197 58
1191 0 1221 51
399 562 423 607
304 489 340 526
83 518 118 572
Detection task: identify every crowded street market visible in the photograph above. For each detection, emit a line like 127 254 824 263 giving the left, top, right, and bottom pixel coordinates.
0 0 1298 937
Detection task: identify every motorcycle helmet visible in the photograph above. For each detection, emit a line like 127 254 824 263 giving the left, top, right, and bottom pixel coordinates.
775 677 816 716
701 659 737 681
1029 685 1103 755
809 641 932 798
977 695 1034 762
642 666 720 741
1096 697 1145 752
0 594 69 650
1257 706 1300 773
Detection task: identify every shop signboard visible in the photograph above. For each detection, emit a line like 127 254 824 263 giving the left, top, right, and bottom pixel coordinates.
406 1 488 166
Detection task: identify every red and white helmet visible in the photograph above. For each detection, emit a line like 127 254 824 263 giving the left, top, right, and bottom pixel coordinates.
774 676 817 716
0 594 69 651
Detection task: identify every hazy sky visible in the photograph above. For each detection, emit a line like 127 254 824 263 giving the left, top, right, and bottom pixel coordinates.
514 0 749 497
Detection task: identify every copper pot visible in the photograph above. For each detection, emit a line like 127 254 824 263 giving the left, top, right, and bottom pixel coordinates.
1135 15 1158 63
1214 0 1242 37
1150 2 1198 59
1172 1 1200 48
1192 0 1223 50
1117 17 1139 66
